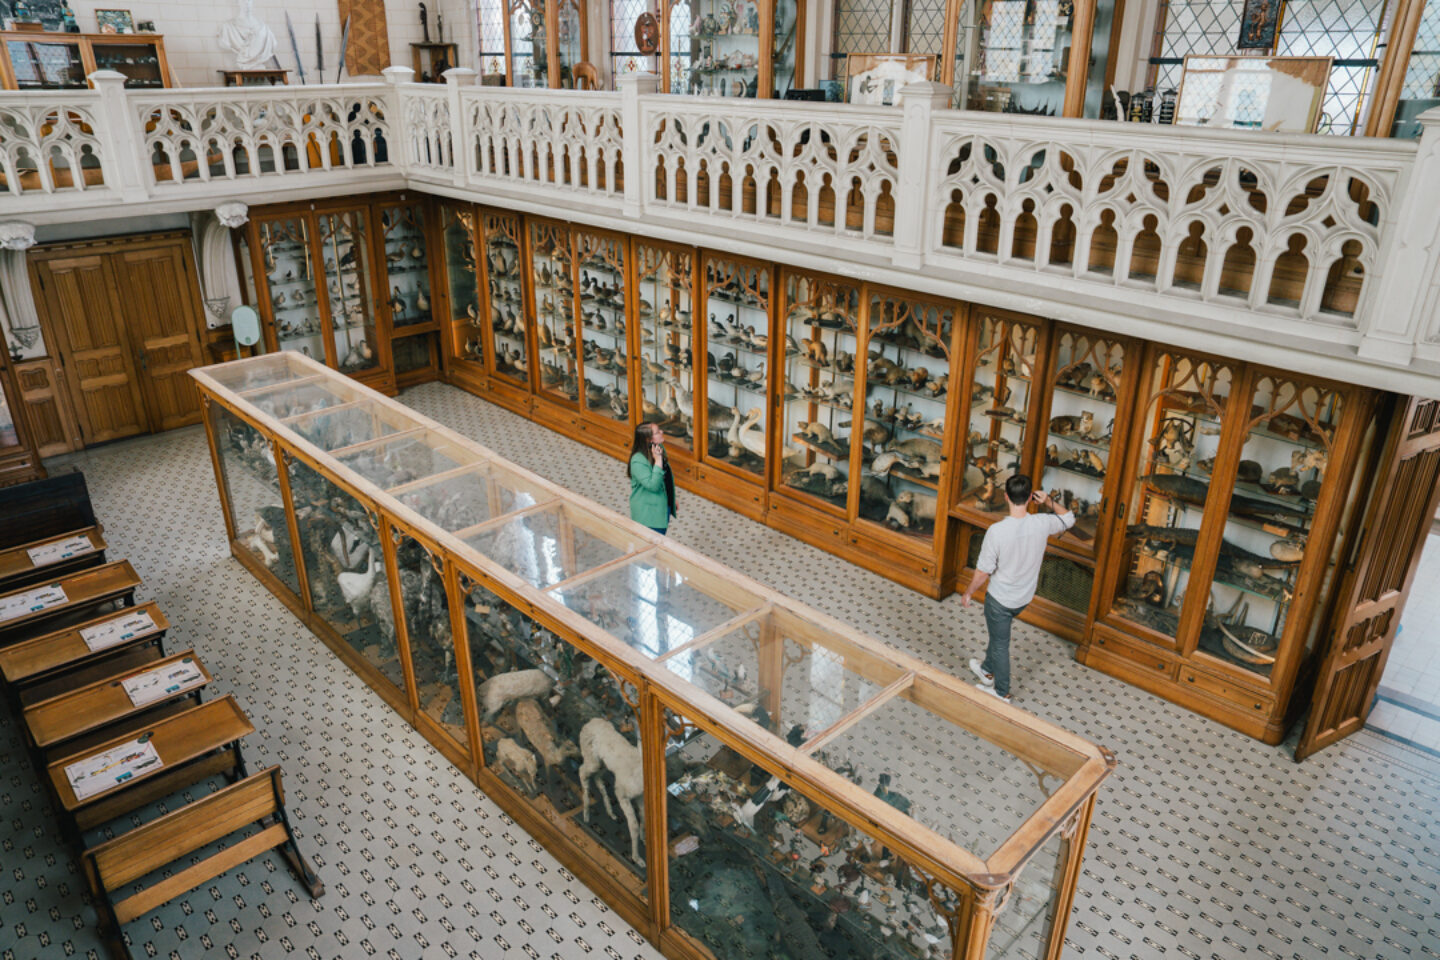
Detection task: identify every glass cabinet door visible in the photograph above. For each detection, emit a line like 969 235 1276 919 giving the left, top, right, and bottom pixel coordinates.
318 210 381 375
509 0 545 86
778 270 860 513
441 205 481 369
258 217 326 363
701 255 770 478
1194 376 1344 679
688 0 761 96
531 220 576 403
960 310 1042 517
555 0 585 87
951 0 1073 115
6 40 86 89
772 0 801 97
1039 330 1126 550
856 289 953 542
1111 352 1236 644
89 41 165 88
482 210 524 382
635 242 696 453
575 229 629 425
378 203 433 330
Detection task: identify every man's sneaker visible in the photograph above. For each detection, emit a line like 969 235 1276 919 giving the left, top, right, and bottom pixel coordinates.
969 659 994 686
975 682 1011 704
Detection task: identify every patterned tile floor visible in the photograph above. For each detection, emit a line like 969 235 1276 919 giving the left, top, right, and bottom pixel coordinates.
3 381 1439 960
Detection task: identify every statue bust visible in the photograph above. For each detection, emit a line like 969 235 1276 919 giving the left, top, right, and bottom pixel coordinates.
218 0 278 70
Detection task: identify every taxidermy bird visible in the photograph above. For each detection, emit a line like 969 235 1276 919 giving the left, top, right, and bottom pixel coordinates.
338 551 383 619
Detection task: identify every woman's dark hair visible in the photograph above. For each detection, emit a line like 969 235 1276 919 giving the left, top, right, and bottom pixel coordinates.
627 423 656 478
1005 474 1033 505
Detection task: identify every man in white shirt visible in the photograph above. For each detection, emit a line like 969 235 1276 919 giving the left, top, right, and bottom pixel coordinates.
960 474 1073 703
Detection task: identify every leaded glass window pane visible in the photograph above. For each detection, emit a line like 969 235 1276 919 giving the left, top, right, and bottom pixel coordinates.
905 0 948 57
833 0 894 79
1393 0 1440 136
478 0 506 78
611 0 657 84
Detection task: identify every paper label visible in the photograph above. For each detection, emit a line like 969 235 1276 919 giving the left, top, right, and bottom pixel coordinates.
122 658 204 707
65 737 162 801
79 610 158 652
0 585 68 623
26 535 97 567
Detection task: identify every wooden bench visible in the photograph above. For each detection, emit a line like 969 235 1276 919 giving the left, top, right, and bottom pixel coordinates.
0 560 140 647
46 694 254 833
0 526 107 592
24 649 210 753
0 602 169 701
0 470 97 549
81 767 323 960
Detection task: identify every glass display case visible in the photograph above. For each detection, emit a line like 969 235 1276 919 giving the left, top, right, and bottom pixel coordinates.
687 0 762 96
531 219 577 404
209 402 300 599
442 204 483 372
701 254 771 478
959 310 1043 518
1038 329 1126 550
508 0 545 87
856 289 954 543
318 209 381 375
377 202 433 330
575 228 630 426
1111 351 1236 643
88 40 165 89
480 210 525 384
258 216 326 363
3 37 85 89
555 0 587 88
193 350 1115 960
778 270 860 513
635 241 696 454
950 0 1073 115
771 0 800 96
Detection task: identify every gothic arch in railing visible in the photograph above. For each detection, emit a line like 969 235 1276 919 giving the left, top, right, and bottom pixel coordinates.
0 102 105 194
468 97 622 196
404 93 452 169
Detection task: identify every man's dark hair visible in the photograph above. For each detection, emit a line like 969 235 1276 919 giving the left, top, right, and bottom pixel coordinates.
1005 474 1033 506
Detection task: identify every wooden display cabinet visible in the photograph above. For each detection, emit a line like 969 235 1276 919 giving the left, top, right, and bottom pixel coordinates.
192 350 1115 960
633 239 699 481
0 354 45 487
234 199 405 395
374 193 441 388
528 217 579 424
439 201 487 393
1082 347 1370 742
696 250 773 520
0 31 171 90
660 0 805 96
572 225 634 450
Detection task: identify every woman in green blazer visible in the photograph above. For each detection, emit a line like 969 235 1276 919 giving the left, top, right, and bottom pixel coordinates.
628 423 676 535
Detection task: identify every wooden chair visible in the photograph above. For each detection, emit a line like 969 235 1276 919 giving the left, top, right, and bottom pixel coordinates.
0 471 96 550
573 61 600 91
0 526 107 593
81 767 323 960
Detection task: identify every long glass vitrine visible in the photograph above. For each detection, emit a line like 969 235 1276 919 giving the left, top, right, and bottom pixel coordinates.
194 350 1114 960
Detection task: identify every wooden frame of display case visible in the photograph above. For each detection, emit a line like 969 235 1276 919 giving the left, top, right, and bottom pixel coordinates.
437 200 491 399
192 349 1115 960
0 31 172 90
656 0 806 96
569 223 635 453
499 0 590 89
1080 346 1372 742
632 236 702 484
371 192 444 389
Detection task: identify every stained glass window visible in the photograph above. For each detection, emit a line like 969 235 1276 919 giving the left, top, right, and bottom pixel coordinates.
833 0 894 79
1151 0 1387 135
905 0 948 59
478 0 506 77
509 0 542 87
612 0 656 84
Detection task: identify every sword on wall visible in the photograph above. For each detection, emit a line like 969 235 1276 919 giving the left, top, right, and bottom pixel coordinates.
285 11 307 84
336 16 351 84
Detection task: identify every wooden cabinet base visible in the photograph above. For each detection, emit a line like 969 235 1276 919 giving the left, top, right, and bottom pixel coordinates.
1079 628 1283 743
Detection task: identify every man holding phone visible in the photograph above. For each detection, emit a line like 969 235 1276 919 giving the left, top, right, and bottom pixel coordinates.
960 474 1072 704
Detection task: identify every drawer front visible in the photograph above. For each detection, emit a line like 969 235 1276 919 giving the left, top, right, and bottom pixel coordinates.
1180 668 1273 714
1089 629 1178 679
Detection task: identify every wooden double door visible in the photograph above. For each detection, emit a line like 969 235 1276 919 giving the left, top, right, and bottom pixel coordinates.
30 232 208 446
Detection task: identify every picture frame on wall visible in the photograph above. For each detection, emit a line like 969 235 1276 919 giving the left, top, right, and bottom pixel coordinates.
1175 55 1332 133
844 53 936 106
1237 0 1284 51
94 8 134 34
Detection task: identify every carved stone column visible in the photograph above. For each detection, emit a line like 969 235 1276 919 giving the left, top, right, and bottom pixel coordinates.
0 222 43 359
892 81 954 270
618 72 660 220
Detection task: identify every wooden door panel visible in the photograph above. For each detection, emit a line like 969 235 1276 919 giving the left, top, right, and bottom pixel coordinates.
114 245 206 431
1297 398 1440 759
13 359 81 457
35 256 147 445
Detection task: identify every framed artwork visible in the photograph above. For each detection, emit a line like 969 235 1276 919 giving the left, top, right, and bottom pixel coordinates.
135 19 154 32
1237 0 1284 51
845 53 936 106
94 8 134 34
1175 56 1332 133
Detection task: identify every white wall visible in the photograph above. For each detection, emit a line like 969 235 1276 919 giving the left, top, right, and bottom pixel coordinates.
60 0 445 87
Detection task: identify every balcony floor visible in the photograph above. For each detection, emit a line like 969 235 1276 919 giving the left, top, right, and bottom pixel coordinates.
3 381 1438 960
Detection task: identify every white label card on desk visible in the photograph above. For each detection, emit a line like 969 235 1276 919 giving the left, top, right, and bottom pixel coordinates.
65 737 162 801
122 658 204 707
79 610 158 652
26 535 97 567
0 585 68 623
